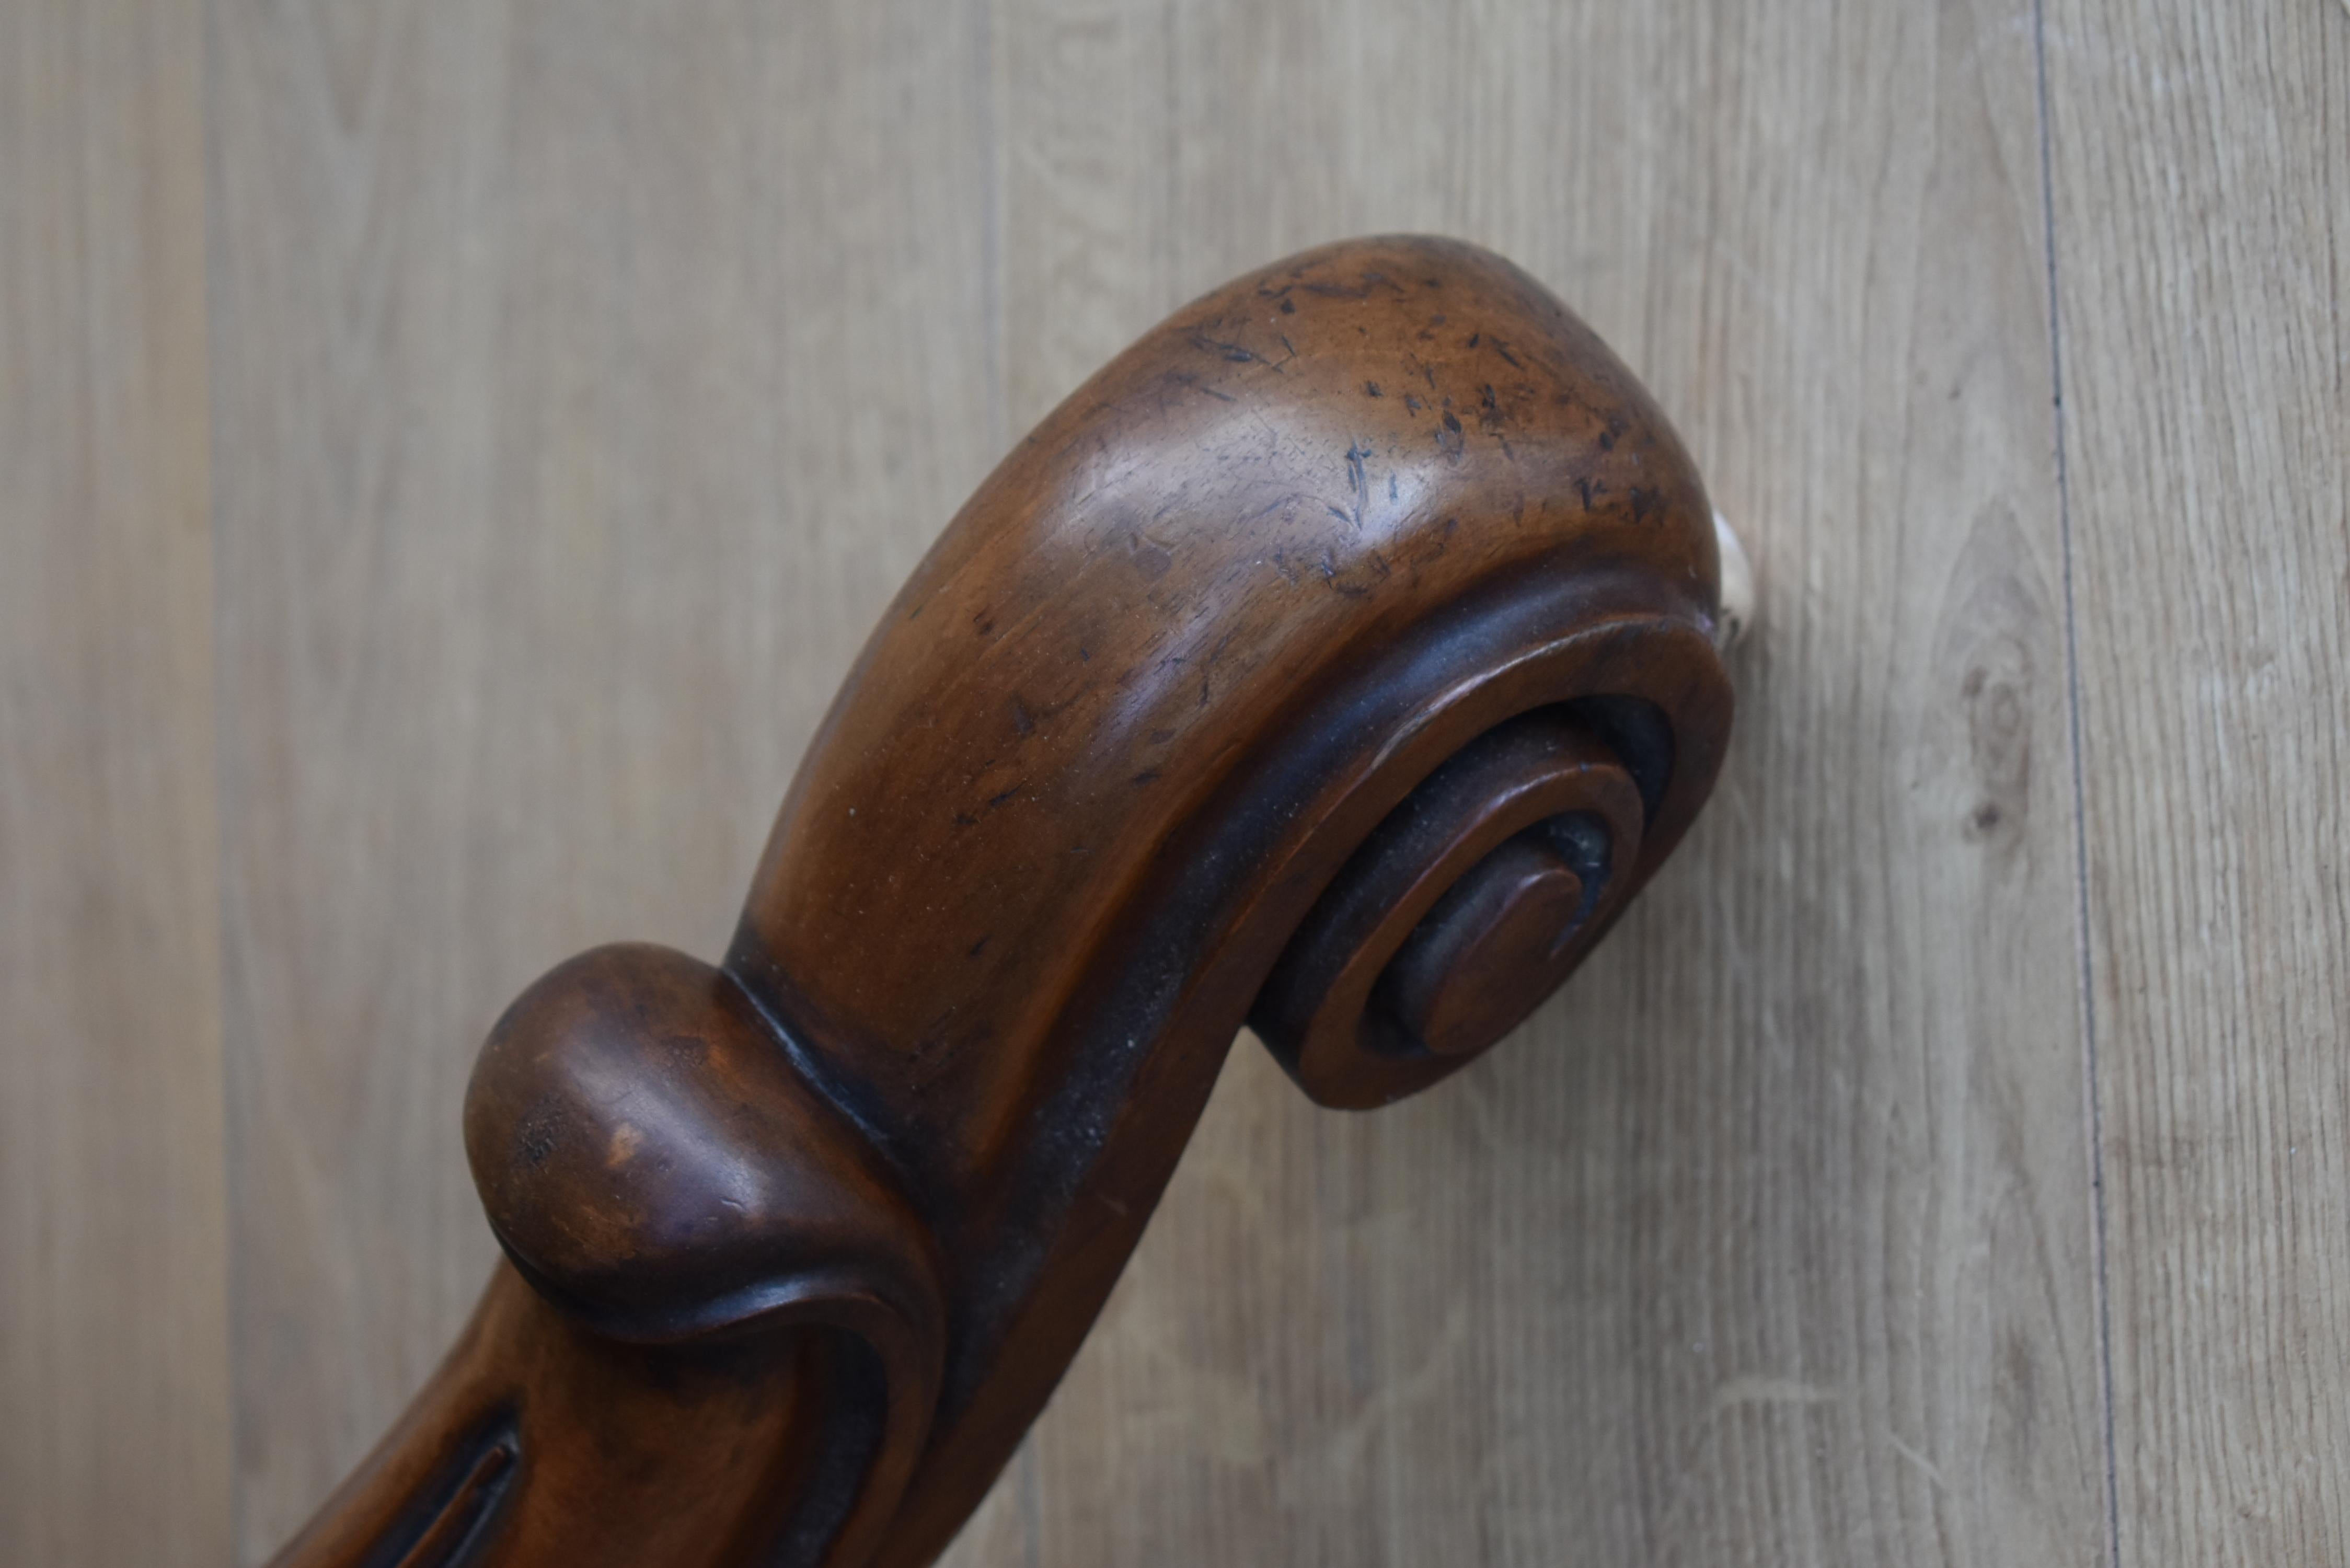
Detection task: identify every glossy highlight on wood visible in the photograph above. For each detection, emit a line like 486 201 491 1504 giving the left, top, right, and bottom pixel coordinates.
264 235 1734 1568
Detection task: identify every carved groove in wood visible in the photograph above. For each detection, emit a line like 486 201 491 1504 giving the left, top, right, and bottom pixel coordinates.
265 236 1737 1568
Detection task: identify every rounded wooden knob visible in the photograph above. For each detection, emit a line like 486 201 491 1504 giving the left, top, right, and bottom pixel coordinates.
1373 828 1589 1058
1250 707 1647 1107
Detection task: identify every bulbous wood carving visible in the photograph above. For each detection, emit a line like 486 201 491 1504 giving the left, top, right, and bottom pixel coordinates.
268 236 1737 1568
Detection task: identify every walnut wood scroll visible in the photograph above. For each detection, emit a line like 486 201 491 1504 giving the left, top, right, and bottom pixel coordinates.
267 237 1737 1568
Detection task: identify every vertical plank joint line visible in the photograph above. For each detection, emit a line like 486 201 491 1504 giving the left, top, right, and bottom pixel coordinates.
194 0 247 1552
2031 4 2122 1564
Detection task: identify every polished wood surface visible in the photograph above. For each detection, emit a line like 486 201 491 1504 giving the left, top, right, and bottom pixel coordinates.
267 235 1737 1566
6 0 2345 1564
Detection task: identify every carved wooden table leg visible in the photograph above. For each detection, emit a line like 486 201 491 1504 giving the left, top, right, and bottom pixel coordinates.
264 235 1738 1568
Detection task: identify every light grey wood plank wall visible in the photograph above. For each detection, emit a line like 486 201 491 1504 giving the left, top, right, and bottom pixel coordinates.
4 0 2345 1564
0 2 232 1564
2047 1 2350 1562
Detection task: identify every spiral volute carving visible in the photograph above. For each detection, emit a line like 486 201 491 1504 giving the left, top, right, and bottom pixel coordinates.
1253 699 1660 1106
267 234 1738 1568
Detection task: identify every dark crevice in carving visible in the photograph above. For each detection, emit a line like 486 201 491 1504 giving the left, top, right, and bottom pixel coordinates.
720 936 933 1228
1561 692 1675 820
1542 810 1618 919
350 1408 520 1568
763 1333 890 1568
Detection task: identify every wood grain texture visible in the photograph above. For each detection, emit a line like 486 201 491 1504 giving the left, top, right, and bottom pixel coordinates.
980 1 2107 1563
8 0 2345 1561
2045 2 2350 1562
0 2 231 1563
202 2 996 1556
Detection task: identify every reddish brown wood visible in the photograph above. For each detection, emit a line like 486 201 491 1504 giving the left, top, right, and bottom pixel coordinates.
265 236 1736 1568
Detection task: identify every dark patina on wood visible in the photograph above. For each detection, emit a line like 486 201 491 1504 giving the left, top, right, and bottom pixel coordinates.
267 236 1736 1568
